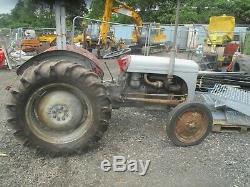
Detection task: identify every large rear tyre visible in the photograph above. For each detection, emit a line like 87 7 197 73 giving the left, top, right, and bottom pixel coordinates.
166 102 212 147
7 60 111 154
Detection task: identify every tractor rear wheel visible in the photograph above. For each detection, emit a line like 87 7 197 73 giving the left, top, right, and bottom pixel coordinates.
166 102 212 146
7 60 111 154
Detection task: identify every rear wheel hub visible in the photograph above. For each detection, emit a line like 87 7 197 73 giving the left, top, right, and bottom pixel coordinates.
25 83 92 144
37 90 84 131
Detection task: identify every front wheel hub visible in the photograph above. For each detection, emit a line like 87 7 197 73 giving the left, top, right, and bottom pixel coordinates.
175 111 209 144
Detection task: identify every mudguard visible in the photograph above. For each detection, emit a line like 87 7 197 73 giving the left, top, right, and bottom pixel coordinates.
17 45 104 78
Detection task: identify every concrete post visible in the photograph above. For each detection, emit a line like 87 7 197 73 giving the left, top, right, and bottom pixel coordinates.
55 0 66 50
168 0 181 79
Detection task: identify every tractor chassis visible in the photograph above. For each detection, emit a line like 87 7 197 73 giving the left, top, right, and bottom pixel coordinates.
106 83 184 109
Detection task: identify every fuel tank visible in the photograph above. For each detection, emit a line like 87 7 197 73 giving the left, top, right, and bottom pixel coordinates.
127 55 199 74
126 55 199 101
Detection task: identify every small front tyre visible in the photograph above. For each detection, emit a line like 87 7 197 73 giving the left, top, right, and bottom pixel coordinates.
166 102 213 147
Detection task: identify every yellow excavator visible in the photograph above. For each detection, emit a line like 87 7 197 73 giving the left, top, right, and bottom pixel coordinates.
100 0 167 54
100 0 143 45
73 0 167 57
112 2 142 44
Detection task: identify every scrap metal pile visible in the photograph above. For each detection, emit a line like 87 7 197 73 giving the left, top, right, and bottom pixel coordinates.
197 72 250 91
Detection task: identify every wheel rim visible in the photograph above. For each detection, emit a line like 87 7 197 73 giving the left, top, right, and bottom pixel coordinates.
175 108 209 144
25 83 93 144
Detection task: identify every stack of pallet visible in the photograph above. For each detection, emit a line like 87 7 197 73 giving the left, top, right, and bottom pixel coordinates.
201 84 250 132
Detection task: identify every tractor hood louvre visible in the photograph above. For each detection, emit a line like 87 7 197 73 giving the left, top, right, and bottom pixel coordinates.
127 55 199 74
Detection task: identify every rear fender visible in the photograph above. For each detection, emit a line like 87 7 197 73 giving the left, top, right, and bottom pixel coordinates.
17 45 104 78
174 73 197 102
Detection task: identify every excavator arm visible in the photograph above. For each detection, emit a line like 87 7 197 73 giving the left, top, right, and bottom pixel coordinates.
100 0 143 44
100 0 115 45
112 3 143 42
112 3 142 27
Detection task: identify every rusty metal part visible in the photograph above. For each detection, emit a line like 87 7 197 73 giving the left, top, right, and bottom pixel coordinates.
109 91 186 108
21 39 41 52
175 109 209 144
46 45 101 67
125 97 183 106
123 93 187 101
144 74 164 88
17 45 104 77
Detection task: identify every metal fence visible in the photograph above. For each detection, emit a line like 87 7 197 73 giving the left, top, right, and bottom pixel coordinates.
0 23 249 67
1 24 248 51
0 28 24 52
0 28 12 49
111 24 248 50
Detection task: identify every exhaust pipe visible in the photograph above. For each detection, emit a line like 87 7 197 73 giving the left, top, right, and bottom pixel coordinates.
168 0 181 81
125 97 182 106
144 74 163 88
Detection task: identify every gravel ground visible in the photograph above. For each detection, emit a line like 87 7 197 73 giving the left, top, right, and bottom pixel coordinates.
0 55 249 187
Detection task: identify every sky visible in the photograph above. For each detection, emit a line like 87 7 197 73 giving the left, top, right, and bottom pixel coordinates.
0 0 18 14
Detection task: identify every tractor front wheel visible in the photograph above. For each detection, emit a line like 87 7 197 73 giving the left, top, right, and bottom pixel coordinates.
166 102 212 146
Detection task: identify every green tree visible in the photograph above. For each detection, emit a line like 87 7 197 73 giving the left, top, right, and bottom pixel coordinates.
87 0 105 19
0 0 88 28
1 0 250 28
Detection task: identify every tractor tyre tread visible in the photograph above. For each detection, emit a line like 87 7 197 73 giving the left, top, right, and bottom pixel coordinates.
7 59 111 155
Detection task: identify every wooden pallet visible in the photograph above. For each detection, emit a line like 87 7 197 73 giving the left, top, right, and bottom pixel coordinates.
213 124 250 133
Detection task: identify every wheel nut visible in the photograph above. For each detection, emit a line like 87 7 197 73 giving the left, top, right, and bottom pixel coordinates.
189 123 195 128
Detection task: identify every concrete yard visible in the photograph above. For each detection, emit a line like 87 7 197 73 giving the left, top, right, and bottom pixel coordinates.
0 56 249 187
